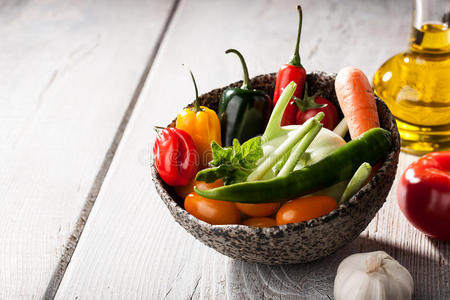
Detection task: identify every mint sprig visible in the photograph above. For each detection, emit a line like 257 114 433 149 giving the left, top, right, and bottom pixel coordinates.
196 137 263 185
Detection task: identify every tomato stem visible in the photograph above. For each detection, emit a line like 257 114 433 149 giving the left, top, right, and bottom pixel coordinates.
294 83 327 112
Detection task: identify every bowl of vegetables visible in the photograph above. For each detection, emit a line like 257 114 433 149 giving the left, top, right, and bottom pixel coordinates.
151 66 400 264
151 5 400 264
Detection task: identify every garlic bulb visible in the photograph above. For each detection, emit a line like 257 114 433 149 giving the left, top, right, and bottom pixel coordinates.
334 251 414 300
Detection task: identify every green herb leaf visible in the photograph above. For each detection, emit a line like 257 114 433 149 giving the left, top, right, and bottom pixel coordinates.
195 137 263 185
195 165 228 183
240 136 263 169
232 139 242 160
209 141 232 167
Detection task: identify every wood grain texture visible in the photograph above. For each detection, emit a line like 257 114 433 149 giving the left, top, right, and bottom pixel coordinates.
55 0 448 299
0 0 175 298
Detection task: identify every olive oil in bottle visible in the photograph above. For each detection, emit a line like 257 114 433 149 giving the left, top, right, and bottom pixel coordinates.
373 0 450 154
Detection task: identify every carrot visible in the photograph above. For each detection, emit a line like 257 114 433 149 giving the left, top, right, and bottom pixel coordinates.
335 66 379 139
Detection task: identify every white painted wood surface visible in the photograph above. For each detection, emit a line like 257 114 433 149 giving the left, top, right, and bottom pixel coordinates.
55 0 449 299
0 0 175 298
2 0 447 298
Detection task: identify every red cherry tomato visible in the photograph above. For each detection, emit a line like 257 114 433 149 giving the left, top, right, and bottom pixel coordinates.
276 196 338 225
153 128 198 186
243 217 277 228
295 96 339 130
235 202 280 217
397 151 450 241
184 192 241 225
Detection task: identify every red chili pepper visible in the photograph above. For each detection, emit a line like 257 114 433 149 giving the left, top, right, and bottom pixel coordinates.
397 151 450 241
153 127 199 186
273 5 307 126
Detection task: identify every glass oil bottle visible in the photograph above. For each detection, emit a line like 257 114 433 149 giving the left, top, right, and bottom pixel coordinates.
373 0 450 154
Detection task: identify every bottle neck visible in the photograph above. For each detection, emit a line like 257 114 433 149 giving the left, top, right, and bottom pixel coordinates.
408 0 450 54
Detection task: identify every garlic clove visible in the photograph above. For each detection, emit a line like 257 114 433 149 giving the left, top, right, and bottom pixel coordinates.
334 251 414 300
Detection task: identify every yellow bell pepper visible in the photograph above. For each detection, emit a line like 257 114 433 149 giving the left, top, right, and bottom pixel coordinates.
176 68 221 168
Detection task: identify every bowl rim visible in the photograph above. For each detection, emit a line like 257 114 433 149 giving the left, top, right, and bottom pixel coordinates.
151 71 400 234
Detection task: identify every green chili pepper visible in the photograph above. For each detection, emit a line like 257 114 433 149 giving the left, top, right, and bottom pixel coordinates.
194 127 392 203
218 49 271 146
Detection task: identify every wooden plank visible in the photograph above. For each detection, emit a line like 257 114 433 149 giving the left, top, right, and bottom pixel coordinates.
0 0 175 298
56 0 448 299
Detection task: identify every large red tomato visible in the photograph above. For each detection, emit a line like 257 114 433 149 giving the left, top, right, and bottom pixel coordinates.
397 151 450 241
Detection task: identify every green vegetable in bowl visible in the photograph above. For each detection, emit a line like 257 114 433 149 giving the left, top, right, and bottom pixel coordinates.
246 113 324 181
195 81 391 203
197 82 345 184
339 162 372 204
195 127 391 203
219 49 271 147
195 137 264 185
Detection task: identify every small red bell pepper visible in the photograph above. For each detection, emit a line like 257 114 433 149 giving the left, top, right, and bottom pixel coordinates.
397 151 450 241
273 5 307 126
153 127 199 186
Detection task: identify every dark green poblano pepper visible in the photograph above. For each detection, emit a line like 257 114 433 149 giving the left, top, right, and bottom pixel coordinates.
218 49 271 146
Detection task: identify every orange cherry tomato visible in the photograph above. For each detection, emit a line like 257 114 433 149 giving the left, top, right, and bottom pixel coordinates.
184 192 241 225
175 179 223 199
276 196 338 225
235 202 280 217
243 217 277 228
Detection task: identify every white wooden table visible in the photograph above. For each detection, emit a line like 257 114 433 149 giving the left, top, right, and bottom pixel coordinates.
1 0 448 299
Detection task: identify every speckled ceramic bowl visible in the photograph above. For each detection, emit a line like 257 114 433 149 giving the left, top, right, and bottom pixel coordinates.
151 72 400 264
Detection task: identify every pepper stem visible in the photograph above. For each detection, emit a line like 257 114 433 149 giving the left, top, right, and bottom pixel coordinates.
183 64 202 112
288 5 303 67
225 49 251 89
154 126 165 134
